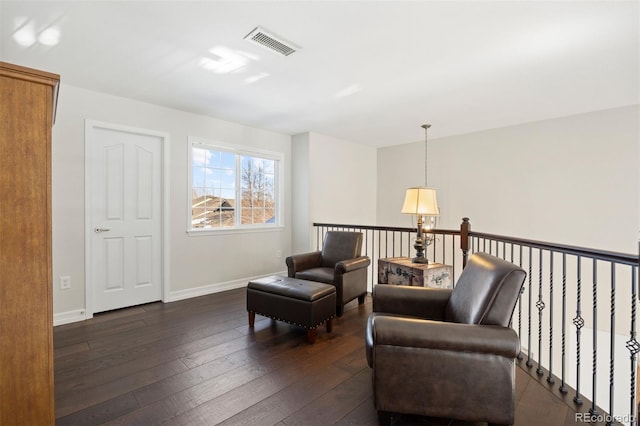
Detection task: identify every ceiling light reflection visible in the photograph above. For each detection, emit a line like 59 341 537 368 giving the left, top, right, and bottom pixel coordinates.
244 72 269 84
12 16 61 47
510 16 598 59
200 46 260 74
38 27 61 46
12 19 36 47
334 84 362 99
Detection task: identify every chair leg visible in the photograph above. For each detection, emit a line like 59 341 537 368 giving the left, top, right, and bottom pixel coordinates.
248 311 255 327
306 329 317 344
336 305 344 317
358 293 366 304
326 317 333 333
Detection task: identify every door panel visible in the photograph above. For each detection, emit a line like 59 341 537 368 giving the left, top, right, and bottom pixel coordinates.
104 237 124 291
89 124 162 313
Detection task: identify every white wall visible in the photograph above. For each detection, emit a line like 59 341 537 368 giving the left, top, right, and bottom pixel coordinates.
291 132 377 253
377 140 425 228
291 133 310 254
52 84 636 323
377 105 639 254
52 84 292 320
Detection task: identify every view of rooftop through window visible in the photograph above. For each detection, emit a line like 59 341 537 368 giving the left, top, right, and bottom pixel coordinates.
191 144 277 229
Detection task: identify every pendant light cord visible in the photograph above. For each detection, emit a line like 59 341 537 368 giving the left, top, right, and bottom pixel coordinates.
422 124 431 187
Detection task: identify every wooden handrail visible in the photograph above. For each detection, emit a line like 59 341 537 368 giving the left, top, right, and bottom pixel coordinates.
314 219 638 266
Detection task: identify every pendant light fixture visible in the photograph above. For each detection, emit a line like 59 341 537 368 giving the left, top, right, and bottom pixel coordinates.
401 124 440 263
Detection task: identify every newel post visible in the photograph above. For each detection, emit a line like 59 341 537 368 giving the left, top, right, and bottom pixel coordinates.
461 217 470 268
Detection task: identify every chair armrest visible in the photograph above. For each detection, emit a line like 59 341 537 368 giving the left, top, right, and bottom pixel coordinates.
285 251 322 276
336 256 370 274
372 315 520 358
372 284 451 320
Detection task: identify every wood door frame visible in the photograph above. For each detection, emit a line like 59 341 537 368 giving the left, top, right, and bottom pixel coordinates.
84 120 170 319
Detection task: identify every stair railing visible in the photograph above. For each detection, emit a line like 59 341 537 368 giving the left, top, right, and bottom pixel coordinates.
313 218 639 426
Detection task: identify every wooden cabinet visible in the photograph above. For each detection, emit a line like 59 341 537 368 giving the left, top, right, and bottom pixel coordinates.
0 62 59 425
378 257 453 289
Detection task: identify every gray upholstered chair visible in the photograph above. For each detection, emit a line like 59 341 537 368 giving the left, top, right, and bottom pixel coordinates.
365 252 526 426
286 231 370 317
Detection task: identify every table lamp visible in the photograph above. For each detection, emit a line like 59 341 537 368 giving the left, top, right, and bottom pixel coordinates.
402 187 439 263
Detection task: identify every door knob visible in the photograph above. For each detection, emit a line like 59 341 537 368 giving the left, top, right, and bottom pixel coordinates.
94 227 111 233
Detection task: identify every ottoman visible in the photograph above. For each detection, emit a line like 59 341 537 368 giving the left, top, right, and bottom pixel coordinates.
247 275 337 343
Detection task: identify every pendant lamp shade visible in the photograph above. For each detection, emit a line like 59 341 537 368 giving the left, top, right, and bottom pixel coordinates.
401 187 440 216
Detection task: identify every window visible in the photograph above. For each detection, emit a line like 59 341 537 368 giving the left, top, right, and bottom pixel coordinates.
189 138 282 232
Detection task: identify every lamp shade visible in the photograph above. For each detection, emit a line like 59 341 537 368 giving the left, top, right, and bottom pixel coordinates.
401 187 440 216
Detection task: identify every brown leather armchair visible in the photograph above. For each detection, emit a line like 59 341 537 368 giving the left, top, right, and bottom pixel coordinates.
365 252 526 426
286 231 370 317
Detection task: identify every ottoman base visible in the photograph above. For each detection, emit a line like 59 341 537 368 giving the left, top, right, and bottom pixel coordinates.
248 310 333 343
247 275 337 343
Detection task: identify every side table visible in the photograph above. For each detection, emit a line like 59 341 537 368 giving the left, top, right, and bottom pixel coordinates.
378 257 453 289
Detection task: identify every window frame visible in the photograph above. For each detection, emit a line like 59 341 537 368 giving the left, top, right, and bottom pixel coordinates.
187 137 284 236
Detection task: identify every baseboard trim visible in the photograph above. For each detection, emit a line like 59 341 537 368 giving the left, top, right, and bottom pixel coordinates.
53 272 287 325
54 309 88 326
166 271 287 303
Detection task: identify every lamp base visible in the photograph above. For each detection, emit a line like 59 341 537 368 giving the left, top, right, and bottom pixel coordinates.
412 231 428 264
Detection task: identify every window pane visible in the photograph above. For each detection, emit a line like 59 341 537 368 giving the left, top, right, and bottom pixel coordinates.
205 168 221 188
192 167 206 187
265 207 276 224
192 148 208 167
221 169 234 188
221 151 235 169
263 160 275 175
239 155 276 225
190 141 279 230
191 147 236 228
207 150 221 167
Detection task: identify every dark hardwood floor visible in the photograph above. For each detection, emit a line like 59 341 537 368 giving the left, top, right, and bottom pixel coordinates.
54 288 594 425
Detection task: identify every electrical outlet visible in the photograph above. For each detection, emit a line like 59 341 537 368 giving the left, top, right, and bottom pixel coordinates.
60 276 71 290
276 250 282 258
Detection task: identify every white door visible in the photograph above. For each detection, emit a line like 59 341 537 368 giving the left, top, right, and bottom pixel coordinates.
87 122 163 314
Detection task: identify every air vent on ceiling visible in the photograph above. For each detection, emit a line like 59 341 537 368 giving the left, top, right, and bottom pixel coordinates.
244 26 299 56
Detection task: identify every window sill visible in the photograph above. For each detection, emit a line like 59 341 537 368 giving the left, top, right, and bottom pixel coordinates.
186 225 285 237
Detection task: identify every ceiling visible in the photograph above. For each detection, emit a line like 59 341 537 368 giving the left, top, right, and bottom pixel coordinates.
1 1 638 147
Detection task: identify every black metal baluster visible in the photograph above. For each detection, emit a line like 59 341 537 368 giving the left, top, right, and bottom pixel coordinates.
607 263 615 426
547 251 555 384
527 247 533 368
590 260 599 417
537 249 545 376
391 231 395 257
366 229 373 288
560 253 568 393
451 236 456 279
405 231 410 257
574 256 584 405
517 244 524 360
625 265 639 426
382 231 385 259
364 228 368 256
